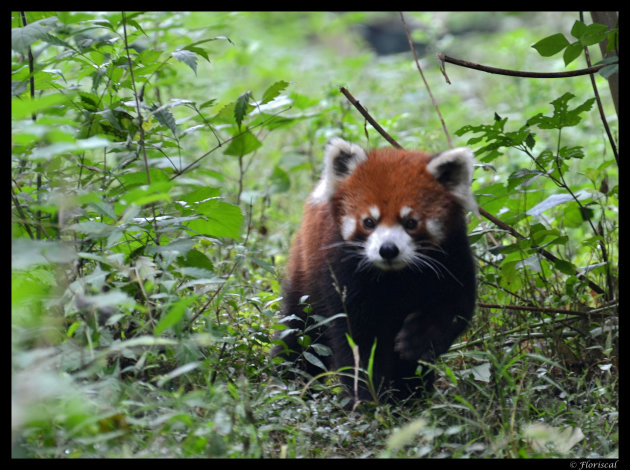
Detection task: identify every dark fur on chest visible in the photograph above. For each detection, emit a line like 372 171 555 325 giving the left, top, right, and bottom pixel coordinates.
273 228 476 404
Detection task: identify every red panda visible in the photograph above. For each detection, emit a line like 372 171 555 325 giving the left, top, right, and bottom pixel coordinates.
272 137 477 404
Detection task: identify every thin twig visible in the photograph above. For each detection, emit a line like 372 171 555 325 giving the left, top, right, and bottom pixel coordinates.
339 87 401 149
400 12 452 148
20 12 44 240
11 185 34 240
478 301 617 319
579 11 619 167
437 53 616 79
170 106 291 179
122 11 160 244
122 13 150 186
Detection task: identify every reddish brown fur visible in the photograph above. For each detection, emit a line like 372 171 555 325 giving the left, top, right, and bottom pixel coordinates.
332 148 458 231
274 145 476 404
291 148 461 278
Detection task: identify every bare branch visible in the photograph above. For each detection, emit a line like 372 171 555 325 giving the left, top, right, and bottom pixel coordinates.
399 12 452 148
437 53 616 79
339 86 402 149
478 301 617 319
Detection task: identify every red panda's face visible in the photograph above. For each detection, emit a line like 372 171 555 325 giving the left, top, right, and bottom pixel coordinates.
310 138 476 272
339 201 428 271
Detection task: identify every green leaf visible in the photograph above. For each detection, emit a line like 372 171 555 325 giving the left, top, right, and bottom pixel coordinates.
558 146 585 160
261 80 290 105
367 339 378 382
578 23 610 47
124 18 147 37
527 93 595 130
526 190 591 217
67 221 114 236
345 333 357 349
525 132 536 150
12 93 69 120
507 169 544 190
150 104 178 136
12 239 77 269
570 20 587 40
172 49 198 75
553 259 577 276
28 136 110 160
154 297 196 336
303 351 327 371
185 200 243 239
532 33 569 57
599 64 618 79
234 91 252 129
606 29 618 52
223 130 262 156
269 165 290 194
179 187 221 205
443 365 458 386
182 46 209 62
11 16 58 54
199 99 216 110
122 181 173 206
82 290 135 310
563 42 583 66
180 249 214 272
118 169 168 188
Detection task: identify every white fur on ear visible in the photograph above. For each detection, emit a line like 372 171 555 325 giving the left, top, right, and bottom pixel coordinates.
310 138 368 204
426 147 477 213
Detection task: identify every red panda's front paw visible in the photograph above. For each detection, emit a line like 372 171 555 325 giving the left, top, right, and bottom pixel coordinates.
394 313 434 362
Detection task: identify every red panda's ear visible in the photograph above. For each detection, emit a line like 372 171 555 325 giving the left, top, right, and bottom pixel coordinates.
310 138 367 203
427 148 477 213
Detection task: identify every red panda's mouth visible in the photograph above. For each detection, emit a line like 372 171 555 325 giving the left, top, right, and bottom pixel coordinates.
370 256 409 271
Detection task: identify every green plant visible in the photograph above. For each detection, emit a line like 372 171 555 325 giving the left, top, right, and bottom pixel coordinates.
532 19 618 73
11 11 301 457
457 90 617 303
12 11 617 458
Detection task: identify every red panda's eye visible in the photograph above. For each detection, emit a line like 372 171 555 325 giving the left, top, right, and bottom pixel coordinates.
363 217 376 229
404 218 418 230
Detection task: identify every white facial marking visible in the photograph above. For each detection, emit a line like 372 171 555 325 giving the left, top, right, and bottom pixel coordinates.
309 180 327 205
340 216 356 240
426 218 445 242
399 206 413 219
368 205 380 220
365 224 415 270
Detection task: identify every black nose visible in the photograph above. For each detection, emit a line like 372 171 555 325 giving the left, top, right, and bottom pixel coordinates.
379 242 399 260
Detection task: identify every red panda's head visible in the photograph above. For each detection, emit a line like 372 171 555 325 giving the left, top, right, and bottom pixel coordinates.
310 138 476 272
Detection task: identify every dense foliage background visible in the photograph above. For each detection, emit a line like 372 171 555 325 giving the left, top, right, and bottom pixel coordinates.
12 11 617 458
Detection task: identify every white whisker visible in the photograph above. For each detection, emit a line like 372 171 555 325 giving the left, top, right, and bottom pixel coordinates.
409 248 463 286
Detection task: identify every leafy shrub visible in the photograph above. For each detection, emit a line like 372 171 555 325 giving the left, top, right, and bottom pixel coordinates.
12 11 617 458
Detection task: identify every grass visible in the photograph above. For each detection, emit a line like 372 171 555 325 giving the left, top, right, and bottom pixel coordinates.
12 11 617 458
